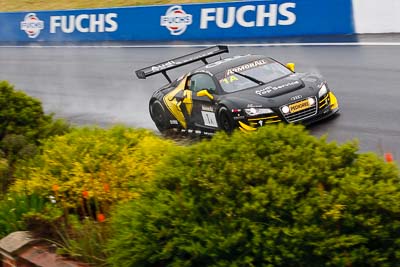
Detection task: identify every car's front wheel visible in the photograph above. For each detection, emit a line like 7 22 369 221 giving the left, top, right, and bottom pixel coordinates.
149 100 170 133
218 107 235 133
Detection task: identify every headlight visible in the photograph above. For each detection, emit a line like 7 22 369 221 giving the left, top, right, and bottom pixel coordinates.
281 105 290 114
244 108 274 116
318 84 328 98
308 97 316 106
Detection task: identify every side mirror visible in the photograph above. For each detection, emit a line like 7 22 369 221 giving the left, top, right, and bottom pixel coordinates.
286 62 295 72
196 89 214 100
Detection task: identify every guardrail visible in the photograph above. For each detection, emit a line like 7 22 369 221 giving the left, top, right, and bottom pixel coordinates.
0 0 355 43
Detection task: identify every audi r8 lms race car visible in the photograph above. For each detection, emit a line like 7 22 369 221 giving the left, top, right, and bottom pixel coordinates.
135 45 339 135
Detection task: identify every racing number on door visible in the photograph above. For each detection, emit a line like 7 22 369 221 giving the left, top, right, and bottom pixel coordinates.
201 111 218 127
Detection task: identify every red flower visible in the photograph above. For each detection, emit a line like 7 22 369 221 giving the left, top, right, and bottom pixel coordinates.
97 213 106 222
52 184 59 192
82 190 89 198
103 183 110 192
385 153 394 163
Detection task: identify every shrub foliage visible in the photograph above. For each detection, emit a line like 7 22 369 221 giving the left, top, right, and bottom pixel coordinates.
11 126 175 210
0 81 69 192
10 126 175 263
108 124 400 267
0 193 60 237
2 80 400 266
0 81 48 140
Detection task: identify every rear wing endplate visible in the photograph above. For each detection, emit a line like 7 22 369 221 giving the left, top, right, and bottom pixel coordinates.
135 45 229 83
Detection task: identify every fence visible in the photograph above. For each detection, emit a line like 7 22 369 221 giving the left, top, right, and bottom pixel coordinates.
0 0 355 43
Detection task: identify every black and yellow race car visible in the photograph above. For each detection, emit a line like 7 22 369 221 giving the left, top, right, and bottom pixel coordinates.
135 45 339 135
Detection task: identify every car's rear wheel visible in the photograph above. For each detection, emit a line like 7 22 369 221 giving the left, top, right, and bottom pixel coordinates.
150 100 170 133
218 107 235 133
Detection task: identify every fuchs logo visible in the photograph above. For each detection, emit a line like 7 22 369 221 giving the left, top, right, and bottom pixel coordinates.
160 5 192 35
20 13 44 38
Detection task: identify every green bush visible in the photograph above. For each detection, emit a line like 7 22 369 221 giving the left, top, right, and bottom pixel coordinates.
0 81 70 191
107 124 400 267
11 125 175 263
0 192 61 238
0 81 68 141
55 215 111 266
11 126 175 211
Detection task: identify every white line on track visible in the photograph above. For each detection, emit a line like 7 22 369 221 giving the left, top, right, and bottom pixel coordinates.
1 42 400 48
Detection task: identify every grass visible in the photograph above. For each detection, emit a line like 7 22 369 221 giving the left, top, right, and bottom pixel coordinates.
0 0 230 12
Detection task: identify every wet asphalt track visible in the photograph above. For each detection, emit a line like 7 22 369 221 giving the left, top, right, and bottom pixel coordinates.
0 39 400 156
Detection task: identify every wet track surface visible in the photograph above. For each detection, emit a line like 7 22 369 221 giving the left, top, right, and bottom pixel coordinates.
0 40 400 155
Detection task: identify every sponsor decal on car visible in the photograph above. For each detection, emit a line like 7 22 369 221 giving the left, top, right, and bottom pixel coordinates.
161 5 192 35
20 13 44 38
234 116 245 120
152 61 176 72
289 99 310 113
201 105 214 112
247 103 262 108
226 59 268 76
255 80 300 96
203 131 215 136
181 129 215 136
152 51 220 72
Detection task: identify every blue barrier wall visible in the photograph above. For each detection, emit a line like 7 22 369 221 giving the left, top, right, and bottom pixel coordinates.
0 0 354 42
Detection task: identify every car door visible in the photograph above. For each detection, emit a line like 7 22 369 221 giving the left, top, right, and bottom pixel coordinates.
185 73 219 131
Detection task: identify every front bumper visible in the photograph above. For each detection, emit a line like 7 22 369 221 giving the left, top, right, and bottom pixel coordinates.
238 91 339 132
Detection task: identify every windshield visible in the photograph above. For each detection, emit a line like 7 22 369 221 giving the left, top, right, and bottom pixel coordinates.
216 58 292 93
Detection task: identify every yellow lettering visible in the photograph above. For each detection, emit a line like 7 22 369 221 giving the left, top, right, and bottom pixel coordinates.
221 75 239 85
230 75 238 82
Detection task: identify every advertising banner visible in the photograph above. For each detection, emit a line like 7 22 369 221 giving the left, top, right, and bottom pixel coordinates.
0 0 355 42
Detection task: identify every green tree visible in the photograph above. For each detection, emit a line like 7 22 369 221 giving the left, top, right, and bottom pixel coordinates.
0 81 51 140
107 124 400 267
0 81 69 191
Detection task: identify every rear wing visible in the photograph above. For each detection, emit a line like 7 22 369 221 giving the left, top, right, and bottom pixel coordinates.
135 45 229 83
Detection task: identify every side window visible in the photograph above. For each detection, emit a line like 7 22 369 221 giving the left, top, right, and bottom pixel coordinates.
188 73 217 93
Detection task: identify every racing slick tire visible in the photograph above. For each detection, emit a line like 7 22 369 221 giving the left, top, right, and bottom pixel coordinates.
218 106 235 133
149 100 170 133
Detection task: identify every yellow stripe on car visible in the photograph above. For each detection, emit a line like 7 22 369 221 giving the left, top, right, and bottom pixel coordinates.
329 92 339 110
163 76 189 129
239 121 257 131
183 90 193 116
319 94 329 104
